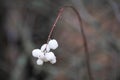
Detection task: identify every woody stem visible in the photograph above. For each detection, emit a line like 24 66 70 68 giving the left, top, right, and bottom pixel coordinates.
47 6 94 80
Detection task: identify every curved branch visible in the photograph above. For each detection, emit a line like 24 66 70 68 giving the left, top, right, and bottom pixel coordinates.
47 6 94 80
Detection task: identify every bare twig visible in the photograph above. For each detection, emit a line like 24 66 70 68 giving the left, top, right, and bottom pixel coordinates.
47 6 94 80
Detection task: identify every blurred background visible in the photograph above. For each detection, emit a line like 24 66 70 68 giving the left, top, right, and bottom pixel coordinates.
0 0 120 80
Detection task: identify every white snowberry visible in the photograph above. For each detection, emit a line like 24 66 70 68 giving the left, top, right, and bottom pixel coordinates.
48 39 58 50
37 51 45 59
50 58 56 64
32 39 58 65
36 59 44 65
45 52 56 62
32 49 41 57
41 44 50 52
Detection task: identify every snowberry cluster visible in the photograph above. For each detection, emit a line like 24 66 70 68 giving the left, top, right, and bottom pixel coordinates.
32 39 58 65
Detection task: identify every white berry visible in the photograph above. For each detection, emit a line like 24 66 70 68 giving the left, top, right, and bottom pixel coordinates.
36 59 43 65
32 49 41 57
37 51 45 59
48 39 58 50
50 58 56 64
45 52 56 61
41 44 50 52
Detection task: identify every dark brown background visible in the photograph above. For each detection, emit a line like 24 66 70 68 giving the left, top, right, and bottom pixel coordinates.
0 0 120 80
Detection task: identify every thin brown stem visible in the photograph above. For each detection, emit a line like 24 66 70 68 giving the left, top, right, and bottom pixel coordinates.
47 6 94 80
47 8 64 43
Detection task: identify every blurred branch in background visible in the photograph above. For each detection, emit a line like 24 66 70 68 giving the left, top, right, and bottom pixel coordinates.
108 0 120 22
